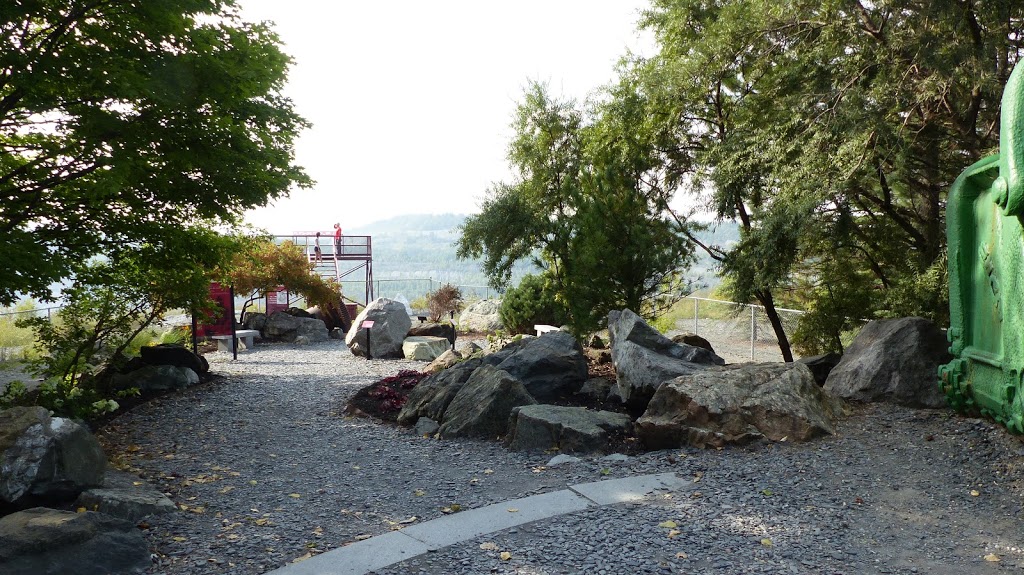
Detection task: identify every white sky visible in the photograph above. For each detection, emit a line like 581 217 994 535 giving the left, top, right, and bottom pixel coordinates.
237 0 655 233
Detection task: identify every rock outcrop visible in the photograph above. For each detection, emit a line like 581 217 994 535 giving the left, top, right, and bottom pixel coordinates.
346 298 412 359
0 507 149 575
0 407 106 508
438 365 537 439
458 299 503 332
397 358 485 425
824 317 950 408
637 362 840 449
507 405 632 453
75 487 176 522
111 364 199 393
491 331 588 401
609 309 724 409
402 336 451 361
139 344 208 374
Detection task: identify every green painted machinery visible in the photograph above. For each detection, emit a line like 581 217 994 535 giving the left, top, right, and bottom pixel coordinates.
939 63 1024 433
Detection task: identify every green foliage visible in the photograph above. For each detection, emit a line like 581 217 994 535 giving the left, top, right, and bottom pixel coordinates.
0 300 39 363
0 0 311 306
427 284 463 322
226 238 343 315
499 273 569 335
628 0 1023 355
459 82 695 334
0 381 29 410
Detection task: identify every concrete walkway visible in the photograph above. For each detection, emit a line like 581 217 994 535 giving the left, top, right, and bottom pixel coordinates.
267 472 693 575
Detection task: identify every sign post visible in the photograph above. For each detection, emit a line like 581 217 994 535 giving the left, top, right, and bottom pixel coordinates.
361 320 374 359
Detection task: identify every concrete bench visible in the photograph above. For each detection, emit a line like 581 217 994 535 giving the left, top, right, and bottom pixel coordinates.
534 324 559 337
211 329 261 352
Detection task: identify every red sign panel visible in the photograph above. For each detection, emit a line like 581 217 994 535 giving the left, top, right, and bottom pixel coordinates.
197 283 234 337
266 286 289 315
361 320 375 329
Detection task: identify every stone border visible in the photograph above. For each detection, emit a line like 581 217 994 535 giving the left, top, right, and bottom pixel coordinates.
266 472 693 575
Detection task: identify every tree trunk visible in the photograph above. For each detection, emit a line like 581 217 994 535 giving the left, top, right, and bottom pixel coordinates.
755 289 794 362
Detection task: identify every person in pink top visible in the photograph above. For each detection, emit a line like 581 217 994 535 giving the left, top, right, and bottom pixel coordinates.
333 223 342 256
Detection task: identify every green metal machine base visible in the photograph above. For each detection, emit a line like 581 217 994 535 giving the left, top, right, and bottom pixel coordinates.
939 62 1024 433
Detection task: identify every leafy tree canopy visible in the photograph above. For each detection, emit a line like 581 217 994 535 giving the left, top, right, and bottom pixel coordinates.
0 0 311 305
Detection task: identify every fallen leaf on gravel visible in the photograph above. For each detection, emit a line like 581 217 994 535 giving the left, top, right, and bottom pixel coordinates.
507 508 519 513
532 466 546 473
480 542 498 551
254 518 271 526
398 516 418 524
658 520 678 528
190 507 206 514
970 490 980 497
289 493 301 498
760 538 773 547
984 554 1000 562
172 536 187 542
667 529 681 538
219 486 234 494
761 489 773 496
354 534 372 541
291 553 313 563
500 551 512 561
312 527 323 536
352 466 360 470
693 471 703 483
413 489 425 497
179 504 190 511
676 552 688 559
441 504 463 514
483 469 494 475
249 480 258 486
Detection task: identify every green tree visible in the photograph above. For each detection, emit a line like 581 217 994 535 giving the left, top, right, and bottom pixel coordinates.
458 82 694 334
0 0 311 305
634 0 1022 356
225 239 344 317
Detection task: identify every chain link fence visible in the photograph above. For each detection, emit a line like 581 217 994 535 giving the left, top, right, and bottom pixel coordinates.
669 297 806 363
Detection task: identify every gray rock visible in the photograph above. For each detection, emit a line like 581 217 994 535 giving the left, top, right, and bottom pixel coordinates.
438 365 537 440
494 331 588 401
637 362 840 449
346 298 413 359
507 405 632 453
413 417 440 437
403 336 451 361
242 311 267 332
609 309 725 409
139 344 207 374
112 364 198 393
458 299 503 332
455 341 483 356
586 333 606 349
263 311 301 339
824 317 950 408
75 487 176 522
576 377 616 402
0 507 149 575
0 407 107 508
546 454 581 467
424 349 462 374
408 322 456 344
671 332 716 354
397 358 485 425
293 317 330 343
799 352 842 386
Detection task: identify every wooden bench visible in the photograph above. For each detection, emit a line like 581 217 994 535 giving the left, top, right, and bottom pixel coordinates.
211 329 261 352
534 324 559 337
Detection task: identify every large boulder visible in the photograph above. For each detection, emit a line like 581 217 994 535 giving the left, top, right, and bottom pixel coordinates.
293 317 330 344
242 311 267 332
111 364 198 393
408 322 456 345
346 298 413 359
402 336 451 361
637 362 840 449
139 344 207 374
492 331 588 401
458 299 503 332
0 507 150 575
75 487 176 522
0 407 106 508
423 349 462 373
609 309 725 409
438 365 537 439
507 405 632 453
798 352 842 386
824 317 950 408
397 358 485 425
263 311 301 339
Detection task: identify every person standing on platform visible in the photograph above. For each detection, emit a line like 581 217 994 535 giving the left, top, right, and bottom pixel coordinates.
313 232 323 264
333 222 342 257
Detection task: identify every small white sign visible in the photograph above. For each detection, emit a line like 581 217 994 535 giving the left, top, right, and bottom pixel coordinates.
276 291 288 304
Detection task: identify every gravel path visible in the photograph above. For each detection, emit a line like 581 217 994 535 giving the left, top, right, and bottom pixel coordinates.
96 340 1024 575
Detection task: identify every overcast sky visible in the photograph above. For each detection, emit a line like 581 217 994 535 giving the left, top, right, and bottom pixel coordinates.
236 0 655 233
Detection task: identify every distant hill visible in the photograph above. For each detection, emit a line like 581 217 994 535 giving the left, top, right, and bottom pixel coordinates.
351 213 738 302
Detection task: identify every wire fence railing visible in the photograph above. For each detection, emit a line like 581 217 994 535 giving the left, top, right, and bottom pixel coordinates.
671 297 807 363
